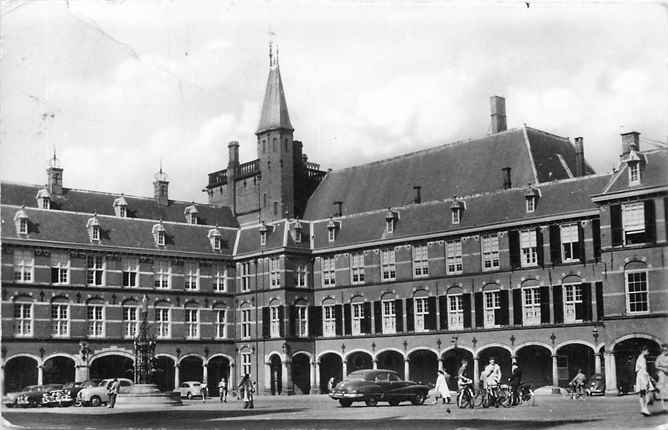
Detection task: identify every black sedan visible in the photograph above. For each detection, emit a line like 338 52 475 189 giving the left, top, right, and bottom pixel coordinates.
329 369 429 407
16 384 62 408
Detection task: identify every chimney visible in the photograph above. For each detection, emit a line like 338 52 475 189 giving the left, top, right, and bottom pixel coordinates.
490 95 507 133
153 168 169 206
333 201 343 217
413 186 422 204
228 141 240 169
502 167 512 189
621 131 640 156
46 152 63 196
574 137 585 177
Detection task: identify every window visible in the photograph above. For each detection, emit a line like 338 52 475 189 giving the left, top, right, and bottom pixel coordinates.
323 305 336 337
184 262 199 291
91 225 100 241
38 196 50 209
269 257 280 288
322 257 335 287
381 249 396 281
155 308 170 338
157 230 165 246
560 224 580 262
119 206 126 218
483 291 500 328
451 208 461 225
382 300 396 334
13 250 34 283
87 255 105 286
522 287 541 326
270 306 281 338
122 306 138 338
214 265 227 292
19 218 28 234
385 218 394 233
87 305 104 337
241 308 252 339
240 262 251 292
629 162 640 185
296 306 308 337
213 236 222 251
294 229 302 243
350 253 365 285
446 240 463 274
622 202 645 245
520 230 538 267
414 297 429 332
448 295 464 330
260 231 267 246
215 309 227 339
154 260 171 289
51 303 69 337
564 284 583 323
328 228 336 242
14 303 32 336
122 258 139 287
481 234 500 271
50 253 69 285
296 265 307 288
413 245 429 278
352 303 364 335
526 196 536 213
241 352 252 377
626 271 648 313
185 308 199 339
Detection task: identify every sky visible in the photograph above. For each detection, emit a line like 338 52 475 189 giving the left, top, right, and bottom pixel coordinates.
1 0 666 204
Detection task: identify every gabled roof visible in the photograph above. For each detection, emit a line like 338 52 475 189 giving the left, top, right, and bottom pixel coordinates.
597 149 668 197
256 64 293 134
303 126 592 219
0 182 239 227
310 174 611 250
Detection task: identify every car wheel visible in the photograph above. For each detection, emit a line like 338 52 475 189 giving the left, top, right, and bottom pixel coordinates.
90 396 101 407
411 393 426 406
365 396 378 407
29 399 38 408
186 392 192 400
388 400 400 406
339 399 352 407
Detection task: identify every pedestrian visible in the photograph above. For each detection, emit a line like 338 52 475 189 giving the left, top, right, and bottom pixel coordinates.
249 380 256 409
636 346 654 416
509 363 522 404
434 369 451 405
655 344 668 412
218 377 228 403
327 376 336 393
107 378 120 408
569 369 586 399
201 383 208 402
482 357 501 407
238 374 253 409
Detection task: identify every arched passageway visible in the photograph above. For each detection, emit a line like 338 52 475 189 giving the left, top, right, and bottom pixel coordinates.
347 351 373 374
319 353 342 393
154 356 175 392
90 355 134 380
207 356 230 396
43 356 75 385
179 356 204 383
556 344 595 387
442 348 474 391
408 350 438 386
377 350 404 379
3 356 38 393
614 338 660 393
291 354 311 395
477 346 512 383
269 354 282 395
515 345 552 388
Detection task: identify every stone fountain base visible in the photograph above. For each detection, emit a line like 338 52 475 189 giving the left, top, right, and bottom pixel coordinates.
115 384 182 408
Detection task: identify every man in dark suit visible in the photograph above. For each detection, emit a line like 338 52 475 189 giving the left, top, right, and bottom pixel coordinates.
509 363 522 405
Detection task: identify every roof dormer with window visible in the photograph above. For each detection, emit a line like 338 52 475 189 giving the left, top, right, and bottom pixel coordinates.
14 208 29 236
113 196 128 218
86 215 101 243
625 150 645 186
152 222 167 247
450 199 465 225
208 227 223 251
327 218 340 243
525 186 540 213
35 188 51 209
184 204 199 224
259 221 271 246
385 209 398 234
291 219 303 243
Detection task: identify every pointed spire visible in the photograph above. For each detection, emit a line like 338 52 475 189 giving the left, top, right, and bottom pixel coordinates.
256 40 293 135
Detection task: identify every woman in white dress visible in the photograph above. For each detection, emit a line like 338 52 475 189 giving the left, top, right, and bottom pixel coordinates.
434 370 451 405
635 346 653 416
655 344 668 412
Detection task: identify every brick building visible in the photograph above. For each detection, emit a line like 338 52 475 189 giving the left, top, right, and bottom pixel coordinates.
2 48 666 397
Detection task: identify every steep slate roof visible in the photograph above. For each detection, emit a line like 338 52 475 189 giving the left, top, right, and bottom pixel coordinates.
598 149 668 196
0 182 238 228
1 205 236 256
256 63 293 134
236 221 286 256
310 174 611 250
303 126 591 220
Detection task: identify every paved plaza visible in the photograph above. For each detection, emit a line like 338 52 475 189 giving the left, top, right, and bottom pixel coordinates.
2 394 668 430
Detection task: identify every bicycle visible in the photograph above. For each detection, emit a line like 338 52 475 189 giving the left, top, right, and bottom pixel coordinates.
501 383 533 407
456 382 475 409
480 385 505 408
568 383 585 400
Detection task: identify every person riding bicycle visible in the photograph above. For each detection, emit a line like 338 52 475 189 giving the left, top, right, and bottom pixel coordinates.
509 363 522 405
569 369 587 398
483 357 502 407
457 360 473 389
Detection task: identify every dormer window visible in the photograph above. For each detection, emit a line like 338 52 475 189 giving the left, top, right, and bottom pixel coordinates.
259 222 270 246
208 228 223 251
19 218 28 234
86 216 101 243
385 209 398 233
525 187 540 213
14 209 29 235
113 196 128 218
152 222 166 247
327 218 340 242
184 204 199 224
450 200 465 225
629 161 640 185
36 188 51 209
292 220 303 243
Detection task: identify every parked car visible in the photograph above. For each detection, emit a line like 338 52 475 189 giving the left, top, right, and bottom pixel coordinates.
586 373 605 396
62 380 100 405
3 388 26 408
329 369 430 407
176 381 204 399
16 384 63 408
42 387 74 407
76 378 133 407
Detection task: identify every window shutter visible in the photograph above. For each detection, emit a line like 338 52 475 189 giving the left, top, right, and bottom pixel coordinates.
438 296 448 330
582 283 592 322
592 219 601 262
508 230 521 269
426 296 437 330
496 290 509 326
288 306 297 337
610 204 622 246
595 281 604 320
513 289 522 326
262 307 270 339
334 305 343 336
374 301 383 334
644 200 656 243
406 298 414 332
309 306 322 337
536 227 544 267
395 299 404 332
462 293 472 328
51 267 59 283
363 302 371 334
577 223 585 262
550 285 561 324
549 225 561 266
474 292 484 328
278 306 285 337
344 304 352 335
540 286 551 324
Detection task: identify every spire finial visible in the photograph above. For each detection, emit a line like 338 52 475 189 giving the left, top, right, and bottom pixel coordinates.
269 39 273 67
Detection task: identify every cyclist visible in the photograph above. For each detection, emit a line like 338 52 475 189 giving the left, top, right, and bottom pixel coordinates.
569 369 587 399
482 357 502 407
509 363 522 405
457 360 473 389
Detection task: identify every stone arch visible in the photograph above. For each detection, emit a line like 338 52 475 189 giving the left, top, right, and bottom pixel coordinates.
483 282 500 292
90 348 134 362
613 335 661 393
268 353 282 395
624 260 647 271
318 352 342 393
291 352 311 394
408 349 438 385
555 342 596 387
446 285 464 295
207 355 231 396
4 355 38 393
611 333 663 350
515 343 552 388
345 350 373 374
90 352 134 380
441 347 474 390
555 340 596 353
317 350 343 361
376 349 405 379
178 354 204 384
477 344 513 382
513 342 554 356
154 354 176 391
561 274 582 284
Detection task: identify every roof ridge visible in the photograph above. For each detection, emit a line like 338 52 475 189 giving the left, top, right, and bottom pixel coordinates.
524 125 570 142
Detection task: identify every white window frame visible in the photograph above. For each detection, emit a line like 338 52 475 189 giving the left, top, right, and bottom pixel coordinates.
269 257 280 288
19 218 28 234
14 250 34 283
561 224 580 263
122 306 138 338
118 206 127 218
451 208 461 225
213 236 222 251
14 302 33 337
51 253 70 285
622 202 646 245
385 218 394 234
91 225 100 241
328 228 336 243
382 300 396 334
241 352 252 377
87 304 104 338
520 230 538 268
214 265 227 292
448 294 464 330
240 262 251 292
381 249 396 282
446 240 463 274
351 302 364 335
87 255 105 286
414 297 429 332
270 305 281 338
526 196 536 213
481 234 500 271
157 230 166 246
629 162 640 185
296 264 308 288
38 197 50 209
260 231 267 246
241 308 252 339
625 270 649 314
563 283 583 323
413 245 429 278
294 229 302 243
322 257 336 287
154 260 171 289
522 287 541 326
215 309 227 339
184 262 200 291
350 253 365 285
155 307 170 339
185 308 199 339
323 304 336 337
122 257 139 287
296 305 308 337
51 303 69 337
483 290 500 328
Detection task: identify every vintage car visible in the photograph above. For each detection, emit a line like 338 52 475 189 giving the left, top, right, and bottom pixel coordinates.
76 378 133 407
42 387 74 407
176 381 204 399
586 373 605 396
329 369 430 407
62 380 100 405
16 384 63 408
